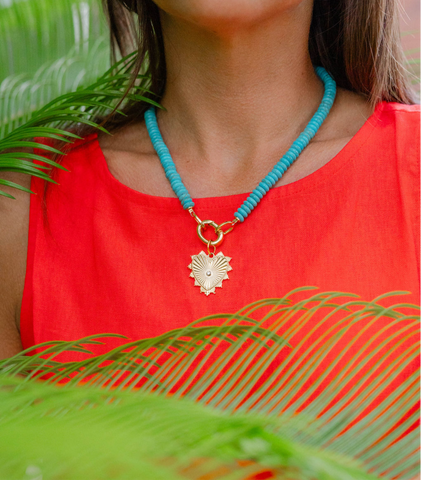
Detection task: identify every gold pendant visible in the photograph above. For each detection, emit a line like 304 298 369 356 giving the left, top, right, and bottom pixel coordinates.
188 251 232 296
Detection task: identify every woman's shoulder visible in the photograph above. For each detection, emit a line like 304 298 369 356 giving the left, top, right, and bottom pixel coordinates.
385 101 419 156
380 101 420 114
0 170 30 352
368 101 420 169
37 133 99 162
377 101 420 135
0 172 31 255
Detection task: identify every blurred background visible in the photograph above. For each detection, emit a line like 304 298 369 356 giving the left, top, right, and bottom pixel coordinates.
400 0 420 83
0 0 110 138
401 0 420 46
0 0 419 139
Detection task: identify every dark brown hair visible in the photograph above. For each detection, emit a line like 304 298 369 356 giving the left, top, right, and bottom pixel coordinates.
99 0 417 132
100 0 165 131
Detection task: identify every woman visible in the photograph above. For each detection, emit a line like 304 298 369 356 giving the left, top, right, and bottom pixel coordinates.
0 0 418 361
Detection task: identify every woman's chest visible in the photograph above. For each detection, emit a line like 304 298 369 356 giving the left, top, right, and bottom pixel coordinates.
23 167 419 347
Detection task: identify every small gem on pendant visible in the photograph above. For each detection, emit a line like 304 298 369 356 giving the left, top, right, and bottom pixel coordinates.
206 271 212 276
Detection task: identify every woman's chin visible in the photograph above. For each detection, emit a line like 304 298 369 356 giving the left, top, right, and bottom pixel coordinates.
155 0 306 32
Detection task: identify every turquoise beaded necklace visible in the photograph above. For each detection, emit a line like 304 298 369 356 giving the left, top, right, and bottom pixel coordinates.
145 66 336 295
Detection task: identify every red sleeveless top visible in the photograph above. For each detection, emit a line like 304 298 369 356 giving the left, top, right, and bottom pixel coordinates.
21 103 421 402
21 103 421 446
21 101 420 351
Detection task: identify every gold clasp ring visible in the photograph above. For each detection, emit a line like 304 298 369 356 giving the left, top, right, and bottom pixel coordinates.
197 220 224 247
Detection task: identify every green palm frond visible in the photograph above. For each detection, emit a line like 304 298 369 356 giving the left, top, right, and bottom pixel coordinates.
0 52 160 198
0 0 113 193
0 374 379 480
1 288 419 479
0 37 110 137
0 0 116 199
0 0 107 81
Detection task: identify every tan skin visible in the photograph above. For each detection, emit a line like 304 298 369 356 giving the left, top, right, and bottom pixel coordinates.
0 0 373 359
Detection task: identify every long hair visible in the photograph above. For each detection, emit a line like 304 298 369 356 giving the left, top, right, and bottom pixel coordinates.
99 0 417 132
100 0 165 131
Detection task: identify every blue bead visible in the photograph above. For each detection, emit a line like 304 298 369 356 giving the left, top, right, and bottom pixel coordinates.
178 189 190 198
250 192 261 204
183 200 194 208
259 182 270 193
274 165 286 175
267 172 278 184
243 203 252 214
248 196 258 207
289 147 300 158
238 206 248 217
255 186 266 196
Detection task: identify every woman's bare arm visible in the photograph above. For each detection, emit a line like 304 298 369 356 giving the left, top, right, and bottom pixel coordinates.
0 171 30 359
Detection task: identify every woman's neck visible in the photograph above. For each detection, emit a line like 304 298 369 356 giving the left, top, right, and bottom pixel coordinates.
158 0 324 170
99 1 373 199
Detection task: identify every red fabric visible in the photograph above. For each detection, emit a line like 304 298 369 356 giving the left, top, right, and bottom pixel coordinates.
21 101 420 349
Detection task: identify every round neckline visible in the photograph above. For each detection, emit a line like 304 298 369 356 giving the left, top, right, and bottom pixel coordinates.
93 101 385 210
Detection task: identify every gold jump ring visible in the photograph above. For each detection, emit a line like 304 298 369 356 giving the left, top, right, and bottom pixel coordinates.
216 219 238 236
197 220 224 247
